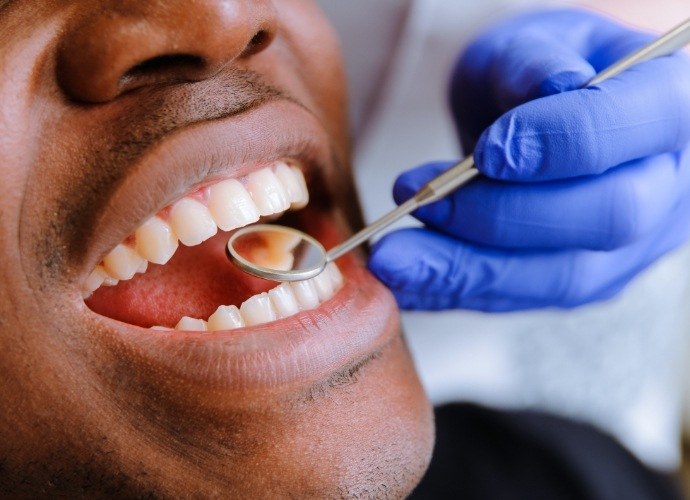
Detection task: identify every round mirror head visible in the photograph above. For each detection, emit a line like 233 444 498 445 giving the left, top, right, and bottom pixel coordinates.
226 224 328 282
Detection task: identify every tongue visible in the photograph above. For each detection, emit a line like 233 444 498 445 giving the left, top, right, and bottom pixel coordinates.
86 231 273 328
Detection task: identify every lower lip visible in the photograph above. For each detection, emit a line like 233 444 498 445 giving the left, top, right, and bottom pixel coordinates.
96 259 399 392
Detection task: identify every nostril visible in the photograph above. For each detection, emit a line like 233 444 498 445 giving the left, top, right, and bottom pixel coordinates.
120 54 206 87
126 54 205 77
241 30 273 58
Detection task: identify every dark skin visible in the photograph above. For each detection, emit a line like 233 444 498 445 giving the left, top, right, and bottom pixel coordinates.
0 0 433 497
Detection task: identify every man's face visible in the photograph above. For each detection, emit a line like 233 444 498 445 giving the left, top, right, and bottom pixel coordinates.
0 0 432 496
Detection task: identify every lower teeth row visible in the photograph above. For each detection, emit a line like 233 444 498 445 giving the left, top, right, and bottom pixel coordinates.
153 263 344 332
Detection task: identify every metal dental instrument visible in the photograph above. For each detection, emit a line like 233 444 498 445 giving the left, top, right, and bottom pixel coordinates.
227 17 690 282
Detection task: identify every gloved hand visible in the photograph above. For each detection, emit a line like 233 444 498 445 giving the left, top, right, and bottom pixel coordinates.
369 8 690 312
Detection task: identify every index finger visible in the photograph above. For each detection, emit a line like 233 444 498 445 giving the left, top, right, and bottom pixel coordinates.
474 53 690 181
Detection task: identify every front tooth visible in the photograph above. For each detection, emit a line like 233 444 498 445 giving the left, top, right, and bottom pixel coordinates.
245 167 290 215
268 283 300 318
291 166 309 208
103 276 119 287
135 216 178 265
312 272 334 301
240 293 277 326
208 179 260 231
175 316 208 332
208 305 245 331
326 263 344 288
169 198 218 246
103 244 146 280
275 162 309 208
291 280 319 309
83 265 108 295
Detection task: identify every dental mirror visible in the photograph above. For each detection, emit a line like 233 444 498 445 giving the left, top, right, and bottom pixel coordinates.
227 224 328 281
228 17 690 283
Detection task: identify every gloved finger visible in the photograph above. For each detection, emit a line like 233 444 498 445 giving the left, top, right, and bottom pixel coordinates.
475 52 690 181
395 151 690 250
449 8 647 152
488 34 596 111
369 196 690 312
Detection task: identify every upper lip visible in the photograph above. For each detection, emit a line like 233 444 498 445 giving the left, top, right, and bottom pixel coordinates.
80 98 335 282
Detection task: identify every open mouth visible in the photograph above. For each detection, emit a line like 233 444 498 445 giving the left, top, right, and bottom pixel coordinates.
84 159 345 332
76 101 398 390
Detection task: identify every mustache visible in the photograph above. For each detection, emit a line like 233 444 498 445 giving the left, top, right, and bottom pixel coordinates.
104 71 285 167
41 69 288 276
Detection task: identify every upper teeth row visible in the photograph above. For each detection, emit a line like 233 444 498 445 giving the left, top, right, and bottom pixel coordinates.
82 161 309 297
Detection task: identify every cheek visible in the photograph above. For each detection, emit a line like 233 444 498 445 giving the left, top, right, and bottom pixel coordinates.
0 25 52 235
277 0 349 151
0 16 69 337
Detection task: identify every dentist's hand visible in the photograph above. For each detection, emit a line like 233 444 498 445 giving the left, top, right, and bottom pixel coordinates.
369 9 690 312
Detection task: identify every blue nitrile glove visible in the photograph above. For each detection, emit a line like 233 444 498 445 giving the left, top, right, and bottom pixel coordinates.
368 8 690 312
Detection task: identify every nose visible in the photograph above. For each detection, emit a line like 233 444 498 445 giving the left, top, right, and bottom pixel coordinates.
57 0 278 103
